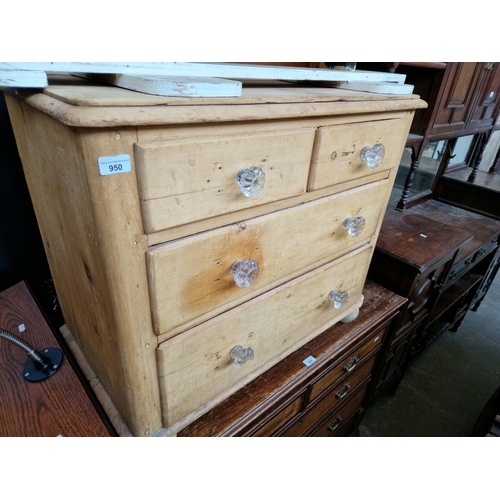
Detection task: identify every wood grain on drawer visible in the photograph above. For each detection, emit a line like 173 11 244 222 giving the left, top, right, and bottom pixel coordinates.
309 388 366 437
148 179 390 338
157 245 372 427
280 359 373 437
308 117 409 190
134 128 315 233
308 328 385 401
252 394 304 437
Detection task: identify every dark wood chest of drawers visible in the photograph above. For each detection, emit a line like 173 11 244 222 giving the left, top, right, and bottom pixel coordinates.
367 200 500 400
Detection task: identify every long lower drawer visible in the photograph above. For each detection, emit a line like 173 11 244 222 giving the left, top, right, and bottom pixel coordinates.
157 244 373 427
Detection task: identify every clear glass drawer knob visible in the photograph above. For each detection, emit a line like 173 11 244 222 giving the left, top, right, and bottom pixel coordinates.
231 259 260 288
236 166 265 197
360 143 385 168
342 216 365 237
329 290 348 309
231 345 254 368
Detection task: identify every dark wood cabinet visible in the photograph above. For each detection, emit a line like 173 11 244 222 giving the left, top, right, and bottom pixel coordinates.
427 62 500 140
367 200 500 399
430 62 480 139
178 281 406 437
411 200 500 313
466 63 500 132
357 62 500 211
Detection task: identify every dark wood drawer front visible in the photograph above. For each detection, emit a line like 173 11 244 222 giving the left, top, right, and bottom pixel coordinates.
251 394 304 437
309 329 385 401
310 387 366 437
280 357 374 437
448 238 499 287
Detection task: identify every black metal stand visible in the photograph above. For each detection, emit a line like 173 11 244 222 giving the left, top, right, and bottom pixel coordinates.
0 326 63 382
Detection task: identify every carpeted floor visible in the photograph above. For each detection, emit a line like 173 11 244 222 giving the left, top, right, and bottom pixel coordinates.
359 269 500 437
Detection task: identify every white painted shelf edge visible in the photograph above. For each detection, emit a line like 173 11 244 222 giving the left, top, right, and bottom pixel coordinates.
0 62 410 97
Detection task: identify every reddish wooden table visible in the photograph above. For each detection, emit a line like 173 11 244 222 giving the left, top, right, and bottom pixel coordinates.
0 282 114 437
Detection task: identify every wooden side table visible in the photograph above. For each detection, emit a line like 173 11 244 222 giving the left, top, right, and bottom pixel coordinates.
0 282 114 437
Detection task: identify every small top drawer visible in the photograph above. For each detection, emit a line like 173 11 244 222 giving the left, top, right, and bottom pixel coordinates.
447 236 499 287
134 128 315 233
308 117 409 190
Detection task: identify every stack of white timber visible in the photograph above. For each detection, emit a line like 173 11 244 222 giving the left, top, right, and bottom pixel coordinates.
0 62 414 98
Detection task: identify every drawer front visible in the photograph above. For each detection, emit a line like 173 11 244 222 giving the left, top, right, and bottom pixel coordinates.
448 238 498 287
148 179 390 337
310 388 366 437
280 358 374 437
135 128 315 233
157 245 372 427
308 117 409 190
251 394 305 437
308 327 386 401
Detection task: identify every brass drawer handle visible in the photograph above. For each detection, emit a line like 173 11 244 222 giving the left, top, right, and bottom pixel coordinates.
231 345 254 368
335 383 351 399
327 416 343 432
343 356 360 372
328 290 348 309
231 259 260 288
360 143 385 168
342 216 365 237
236 166 265 197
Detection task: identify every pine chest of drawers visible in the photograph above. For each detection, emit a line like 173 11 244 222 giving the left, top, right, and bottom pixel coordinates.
4 77 425 436
178 280 406 437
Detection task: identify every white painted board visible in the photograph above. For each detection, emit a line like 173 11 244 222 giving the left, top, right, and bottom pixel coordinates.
0 69 48 88
77 73 242 97
331 81 415 95
0 62 407 84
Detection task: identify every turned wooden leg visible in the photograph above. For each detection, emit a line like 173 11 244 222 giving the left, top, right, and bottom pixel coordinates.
397 145 419 210
488 144 500 174
468 133 487 183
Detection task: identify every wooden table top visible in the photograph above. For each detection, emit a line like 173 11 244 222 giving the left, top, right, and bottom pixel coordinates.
376 206 473 273
0 282 114 437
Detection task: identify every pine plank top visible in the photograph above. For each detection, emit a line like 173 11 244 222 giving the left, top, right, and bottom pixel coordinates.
6 75 427 127
40 76 420 107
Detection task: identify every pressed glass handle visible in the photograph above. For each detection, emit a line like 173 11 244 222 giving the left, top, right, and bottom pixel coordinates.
360 143 385 168
328 290 348 309
236 166 265 197
231 345 254 368
343 216 365 237
231 259 260 288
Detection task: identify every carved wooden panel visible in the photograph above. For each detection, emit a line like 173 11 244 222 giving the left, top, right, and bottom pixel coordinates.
430 62 478 137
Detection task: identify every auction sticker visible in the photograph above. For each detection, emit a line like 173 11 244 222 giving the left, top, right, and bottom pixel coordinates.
98 154 132 176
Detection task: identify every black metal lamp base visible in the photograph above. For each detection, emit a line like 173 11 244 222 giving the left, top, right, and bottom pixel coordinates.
23 347 63 382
